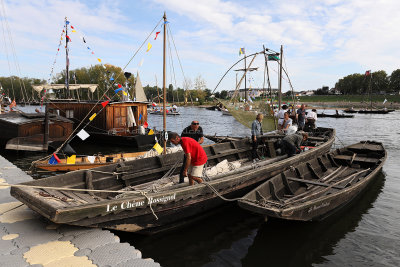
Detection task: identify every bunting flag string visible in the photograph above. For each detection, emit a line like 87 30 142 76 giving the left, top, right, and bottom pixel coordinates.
147 42 152 52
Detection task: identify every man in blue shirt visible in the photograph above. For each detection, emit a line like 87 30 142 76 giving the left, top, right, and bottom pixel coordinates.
251 113 264 160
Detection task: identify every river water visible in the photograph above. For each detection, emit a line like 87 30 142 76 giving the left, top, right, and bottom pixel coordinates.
2 106 400 266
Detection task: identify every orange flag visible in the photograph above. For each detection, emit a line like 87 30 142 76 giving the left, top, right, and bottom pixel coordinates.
9 99 16 108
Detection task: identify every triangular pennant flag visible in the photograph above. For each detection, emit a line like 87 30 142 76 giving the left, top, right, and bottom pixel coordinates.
77 129 90 140
67 155 76 164
143 121 148 128
148 129 154 135
114 88 123 93
138 58 144 67
110 76 114 81
71 25 74 29
154 31 160 40
48 153 61 165
66 21 70 25
122 91 128 96
146 42 152 52
164 21 169 24
89 113 97 121
383 98 387 104
66 35 71 42
87 47 90 49
153 143 163 154
139 113 143 121
91 51 94 54
118 84 122 88
83 37 86 43
87 156 95 163
62 143 76 156
101 100 110 107
97 58 101 62
72 30 76 33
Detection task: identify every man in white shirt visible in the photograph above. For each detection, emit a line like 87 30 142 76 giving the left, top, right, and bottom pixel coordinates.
275 104 288 130
306 108 318 130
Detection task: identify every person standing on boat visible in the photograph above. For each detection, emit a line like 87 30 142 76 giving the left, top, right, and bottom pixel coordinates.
281 132 308 157
305 108 317 130
251 113 264 160
281 112 292 133
179 121 204 183
169 132 208 186
275 104 288 130
296 104 306 131
181 121 204 144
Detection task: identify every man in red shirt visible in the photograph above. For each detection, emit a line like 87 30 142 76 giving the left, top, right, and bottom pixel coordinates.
169 132 208 185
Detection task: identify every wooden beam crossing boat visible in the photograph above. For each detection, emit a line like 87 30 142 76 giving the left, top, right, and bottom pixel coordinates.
237 141 386 221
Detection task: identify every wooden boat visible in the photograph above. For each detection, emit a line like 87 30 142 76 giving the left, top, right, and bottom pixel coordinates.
33 151 147 172
221 110 232 116
343 108 357 113
238 141 386 221
0 111 73 151
11 128 335 233
48 100 158 149
358 109 389 114
317 113 354 118
149 110 180 116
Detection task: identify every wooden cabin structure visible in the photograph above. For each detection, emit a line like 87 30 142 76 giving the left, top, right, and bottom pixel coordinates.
48 100 156 149
0 112 73 151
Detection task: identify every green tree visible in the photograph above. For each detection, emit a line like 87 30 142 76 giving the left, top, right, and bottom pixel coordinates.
389 69 400 93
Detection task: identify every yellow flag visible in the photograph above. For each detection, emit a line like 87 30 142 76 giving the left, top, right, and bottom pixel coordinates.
153 143 163 154
146 42 152 52
67 155 76 164
148 129 154 135
122 91 128 96
72 30 76 33
89 113 97 121
97 58 101 62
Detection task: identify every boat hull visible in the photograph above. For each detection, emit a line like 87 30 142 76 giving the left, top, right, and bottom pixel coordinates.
238 141 386 221
11 128 335 232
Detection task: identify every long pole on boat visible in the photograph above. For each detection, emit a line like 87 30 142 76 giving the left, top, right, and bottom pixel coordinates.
278 45 283 110
65 17 70 99
162 12 167 154
244 51 247 102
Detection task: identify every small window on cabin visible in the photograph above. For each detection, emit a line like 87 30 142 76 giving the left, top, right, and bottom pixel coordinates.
66 109 74 118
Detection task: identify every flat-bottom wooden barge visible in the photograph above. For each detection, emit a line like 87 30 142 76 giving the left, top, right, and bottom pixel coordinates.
238 141 386 221
11 128 335 233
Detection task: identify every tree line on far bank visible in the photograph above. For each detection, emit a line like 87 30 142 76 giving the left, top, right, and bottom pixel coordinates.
0 64 231 104
316 69 400 95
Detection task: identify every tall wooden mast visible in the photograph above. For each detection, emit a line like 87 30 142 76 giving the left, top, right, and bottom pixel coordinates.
162 12 167 154
278 45 283 110
65 17 70 99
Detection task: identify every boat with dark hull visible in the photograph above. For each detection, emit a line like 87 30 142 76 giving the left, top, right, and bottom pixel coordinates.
238 141 386 221
11 128 335 233
0 111 73 151
317 113 354 118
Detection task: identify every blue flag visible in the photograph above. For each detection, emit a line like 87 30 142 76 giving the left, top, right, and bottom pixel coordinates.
110 77 114 81
114 88 123 93
48 154 59 165
139 113 142 121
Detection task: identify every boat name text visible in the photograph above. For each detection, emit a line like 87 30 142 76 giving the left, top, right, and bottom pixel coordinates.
106 193 176 213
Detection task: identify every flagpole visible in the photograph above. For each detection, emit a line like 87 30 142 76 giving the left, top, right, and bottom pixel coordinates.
162 12 167 154
244 50 247 102
65 17 70 99
278 45 283 110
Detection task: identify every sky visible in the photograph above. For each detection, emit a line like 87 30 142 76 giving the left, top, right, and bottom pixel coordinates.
1 0 400 93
